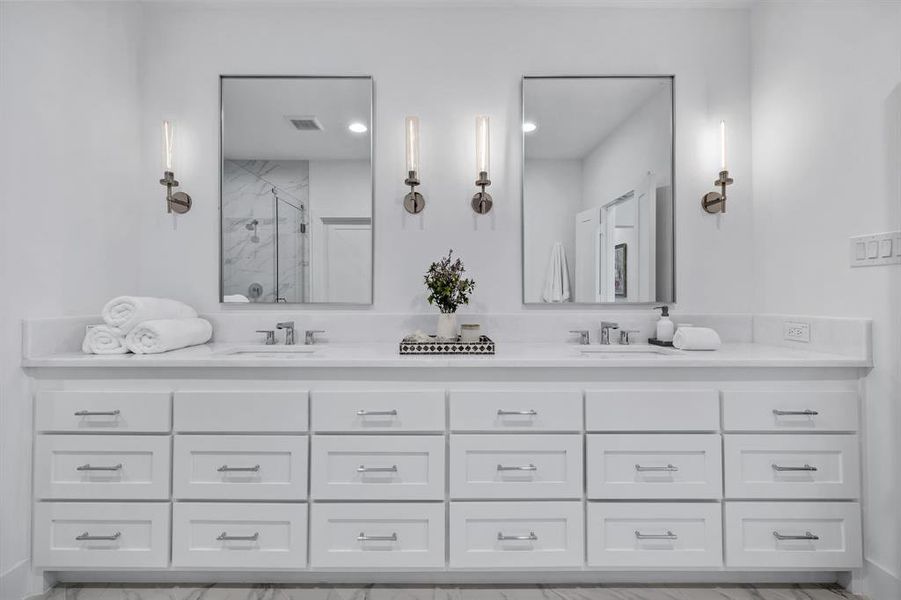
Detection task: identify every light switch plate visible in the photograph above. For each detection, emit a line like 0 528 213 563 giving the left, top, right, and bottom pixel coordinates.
850 231 901 267
783 320 810 343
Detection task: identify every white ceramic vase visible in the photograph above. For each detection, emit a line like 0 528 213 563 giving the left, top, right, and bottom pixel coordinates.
437 312 458 340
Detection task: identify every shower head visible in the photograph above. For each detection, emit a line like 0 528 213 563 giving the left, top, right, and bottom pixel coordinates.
245 219 259 231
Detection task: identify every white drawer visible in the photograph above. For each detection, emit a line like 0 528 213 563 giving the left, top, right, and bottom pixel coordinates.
174 391 308 432
312 389 444 432
722 390 858 432
34 435 170 500
310 503 445 568
173 435 308 500
724 434 860 499
586 390 719 432
449 390 582 431
586 434 722 499
172 503 307 569
587 502 722 568
725 502 862 569
310 435 444 500
35 391 171 433
450 434 582 499
33 502 170 569
449 501 583 568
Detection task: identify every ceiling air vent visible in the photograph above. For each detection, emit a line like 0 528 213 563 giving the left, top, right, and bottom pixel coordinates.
286 116 323 131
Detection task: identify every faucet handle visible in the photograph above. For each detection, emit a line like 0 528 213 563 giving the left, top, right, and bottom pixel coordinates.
305 329 325 345
569 330 590 345
619 329 641 345
255 330 276 345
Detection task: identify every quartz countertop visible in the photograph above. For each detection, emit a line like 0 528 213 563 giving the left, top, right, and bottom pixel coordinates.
21 342 871 369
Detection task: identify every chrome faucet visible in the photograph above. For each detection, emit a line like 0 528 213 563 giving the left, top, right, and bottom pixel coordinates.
569 330 590 345
276 321 295 345
619 329 641 345
256 330 276 345
599 322 620 345
305 329 325 345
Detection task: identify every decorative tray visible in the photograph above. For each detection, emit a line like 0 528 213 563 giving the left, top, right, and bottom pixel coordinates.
648 337 675 347
399 335 495 355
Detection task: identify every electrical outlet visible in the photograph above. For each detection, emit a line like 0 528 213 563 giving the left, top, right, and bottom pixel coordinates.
783 321 810 343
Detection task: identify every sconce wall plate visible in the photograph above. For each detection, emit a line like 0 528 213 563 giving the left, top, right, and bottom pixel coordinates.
471 170 493 214
160 171 192 214
701 169 733 214
404 170 425 214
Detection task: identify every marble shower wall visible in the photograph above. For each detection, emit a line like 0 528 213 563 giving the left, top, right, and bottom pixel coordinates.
222 159 310 303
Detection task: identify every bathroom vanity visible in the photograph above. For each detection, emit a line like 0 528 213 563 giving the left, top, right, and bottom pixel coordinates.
24 336 869 585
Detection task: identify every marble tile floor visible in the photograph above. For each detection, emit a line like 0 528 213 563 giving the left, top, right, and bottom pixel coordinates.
34 584 863 600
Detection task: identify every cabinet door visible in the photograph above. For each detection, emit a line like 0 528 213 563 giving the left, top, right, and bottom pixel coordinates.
312 389 444 432
722 390 858 432
36 391 171 433
586 390 719 432
587 434 722 499
311 435 444 500
450 434 582 499
174 391 308 432
449 390 582 431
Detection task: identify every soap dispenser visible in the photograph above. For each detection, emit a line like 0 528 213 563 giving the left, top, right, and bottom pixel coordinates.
654 305 675 343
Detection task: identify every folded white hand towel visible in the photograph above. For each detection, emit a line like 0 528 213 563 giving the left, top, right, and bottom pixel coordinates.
673 327 721 351
102 296 197 333
542 242 571 303
223 294 250 303
125 318 212 355
82 324 128 355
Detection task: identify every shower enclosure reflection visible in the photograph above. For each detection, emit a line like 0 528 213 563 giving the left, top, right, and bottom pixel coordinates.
220 76 373 304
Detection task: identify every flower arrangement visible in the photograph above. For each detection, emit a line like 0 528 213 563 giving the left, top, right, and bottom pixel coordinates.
423 250 475 314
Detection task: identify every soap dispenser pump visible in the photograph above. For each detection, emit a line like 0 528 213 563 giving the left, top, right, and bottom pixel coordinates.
654 305 675 343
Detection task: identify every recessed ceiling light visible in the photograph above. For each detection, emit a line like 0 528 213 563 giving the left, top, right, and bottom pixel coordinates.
348 122 368 133
522 122 537 133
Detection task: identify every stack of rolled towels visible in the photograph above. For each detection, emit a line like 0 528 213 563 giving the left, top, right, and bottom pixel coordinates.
82 296 212 355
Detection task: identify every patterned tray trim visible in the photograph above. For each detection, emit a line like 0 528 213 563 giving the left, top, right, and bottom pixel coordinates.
399 335 496 355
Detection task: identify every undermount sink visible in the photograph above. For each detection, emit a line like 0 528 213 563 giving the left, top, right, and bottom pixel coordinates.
216 345 318 358
577 345 677 357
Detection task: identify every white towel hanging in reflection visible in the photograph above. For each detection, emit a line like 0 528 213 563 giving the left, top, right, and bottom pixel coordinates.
542 242 571 303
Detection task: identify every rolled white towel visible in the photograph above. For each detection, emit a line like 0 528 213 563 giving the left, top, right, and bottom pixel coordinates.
82 324 128 355
102 296 197 333
673 326 721 351
125 318 212 355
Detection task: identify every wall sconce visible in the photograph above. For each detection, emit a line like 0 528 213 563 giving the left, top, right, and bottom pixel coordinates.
403 116 425 214
701 120 733 214
159 120 192 214
471 115 493 214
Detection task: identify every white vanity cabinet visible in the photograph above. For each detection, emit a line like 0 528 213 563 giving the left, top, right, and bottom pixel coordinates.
29 374 864 581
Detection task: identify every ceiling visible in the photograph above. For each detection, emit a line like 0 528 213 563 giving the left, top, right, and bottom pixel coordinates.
523 77 671 160
222 77 371 161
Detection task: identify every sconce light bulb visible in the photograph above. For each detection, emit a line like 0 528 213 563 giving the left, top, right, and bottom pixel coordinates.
720 120 727 171
476 115 490 175
405 116 420 174
348 122 368 133
162 120 175 172
522 122 537 133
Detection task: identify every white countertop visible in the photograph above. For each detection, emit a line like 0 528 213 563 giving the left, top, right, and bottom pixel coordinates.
21 342 871 369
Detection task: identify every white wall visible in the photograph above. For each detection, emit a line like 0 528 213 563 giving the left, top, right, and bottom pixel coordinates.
750 3 901 598
133 3 753 315
0 3 143 598
523 159 582 303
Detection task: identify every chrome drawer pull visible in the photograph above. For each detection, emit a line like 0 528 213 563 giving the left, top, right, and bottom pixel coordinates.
357 465 398 473
772 463 818 472
357 532 397 542
635 463 679 472
773 530 819 541
76 531 121 541
497 464 537 471
635 530 678 540
76 463 122 472
74 410 120 417
773 409 819 416
217 532 259 541
356 409 398 416
217 464 261 473
497 409 538 416
497 531 538 541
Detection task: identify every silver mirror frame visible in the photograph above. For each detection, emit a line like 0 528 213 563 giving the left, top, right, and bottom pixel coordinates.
218 75 375 306
520 75 676 306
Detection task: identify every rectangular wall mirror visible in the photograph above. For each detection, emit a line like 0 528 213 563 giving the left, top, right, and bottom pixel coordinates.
522 76 674 304
220 76 373 304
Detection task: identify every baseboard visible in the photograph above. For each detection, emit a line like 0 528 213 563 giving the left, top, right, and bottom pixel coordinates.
863 559 901 600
